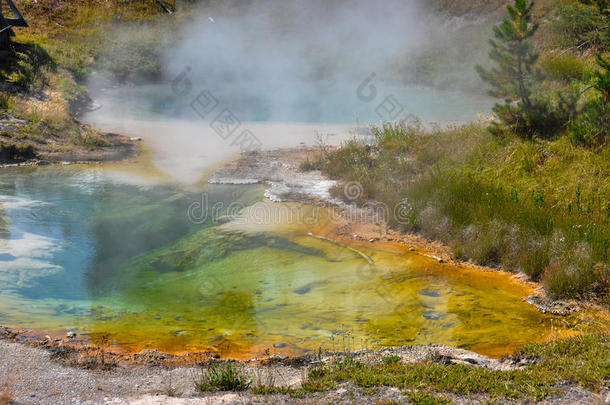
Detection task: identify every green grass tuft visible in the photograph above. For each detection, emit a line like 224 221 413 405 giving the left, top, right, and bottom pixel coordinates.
403 391 453 405
195 362 251 392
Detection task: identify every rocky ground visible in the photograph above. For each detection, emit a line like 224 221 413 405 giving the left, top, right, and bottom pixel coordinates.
2 334 608 405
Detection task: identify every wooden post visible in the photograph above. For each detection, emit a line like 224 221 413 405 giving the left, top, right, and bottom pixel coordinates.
0 0 28 49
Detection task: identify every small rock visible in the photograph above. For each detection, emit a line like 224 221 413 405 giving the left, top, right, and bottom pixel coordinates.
409 247 415 251
130 137 142 141
67 331 76 339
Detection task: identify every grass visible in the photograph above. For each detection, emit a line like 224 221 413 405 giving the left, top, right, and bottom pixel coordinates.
382 354 402 365
245 334 608 401
299 334 609 401
308 120 609 301
403 391 453 405
0 0 184 160
539 51 597 83
194 362 251 392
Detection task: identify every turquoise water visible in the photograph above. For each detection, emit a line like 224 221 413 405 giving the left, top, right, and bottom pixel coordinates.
87 81 492 124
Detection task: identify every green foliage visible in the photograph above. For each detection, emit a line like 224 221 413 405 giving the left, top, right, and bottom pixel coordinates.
539 52 596 82
0 93 13 111
403 391 453 405
593 52 610 102
95 25 166 83
302 335 610 400
0 42 55 90
553 3 608 50
250 385 295 395
335 354 365 371
382 354 402 365
569 39 610 146
476 0 540 106
579 0 610 17
516 333 610 390
195 362 251 392
476 0 575 138
55 77 87 106
488 89 577 139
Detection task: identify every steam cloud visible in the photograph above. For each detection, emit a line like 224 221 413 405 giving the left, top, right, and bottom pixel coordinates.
163 0 426 123
84 0 491 181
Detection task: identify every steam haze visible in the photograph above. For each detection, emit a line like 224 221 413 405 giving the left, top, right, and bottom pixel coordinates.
84 0 492 182
163 0 425 122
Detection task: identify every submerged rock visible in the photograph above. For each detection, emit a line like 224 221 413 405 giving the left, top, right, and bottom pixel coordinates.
423 311 447 321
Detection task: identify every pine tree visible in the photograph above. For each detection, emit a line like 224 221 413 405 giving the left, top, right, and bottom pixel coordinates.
475 0 564 138
476 0 539 109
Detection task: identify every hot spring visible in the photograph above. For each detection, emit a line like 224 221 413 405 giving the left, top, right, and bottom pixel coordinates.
0 0 582 360
0 160 580 359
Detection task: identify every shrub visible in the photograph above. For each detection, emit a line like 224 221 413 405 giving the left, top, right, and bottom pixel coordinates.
553 3 608 50
489 89 578 139
194 362 251 392
569 53 610 146
539 52 595 82
569 105 610 146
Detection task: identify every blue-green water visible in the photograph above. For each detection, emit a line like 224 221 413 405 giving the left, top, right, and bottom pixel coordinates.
87 81 492 124
0 165 579 359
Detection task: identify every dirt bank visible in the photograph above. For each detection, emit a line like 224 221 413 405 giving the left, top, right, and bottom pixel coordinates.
0 113 140 167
